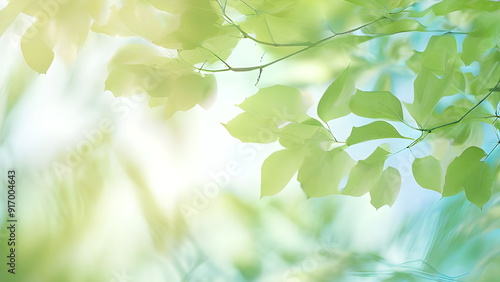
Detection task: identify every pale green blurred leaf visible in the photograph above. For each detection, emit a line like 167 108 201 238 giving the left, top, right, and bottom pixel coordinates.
238 85 308 122
344 0 386 11
21 24 54 74
363 19 425 34
298 147 355 197
158 1 221 49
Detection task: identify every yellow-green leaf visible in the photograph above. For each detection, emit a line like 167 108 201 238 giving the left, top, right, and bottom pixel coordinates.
343 146 389 196
370 167 401 209
298 147 355 198
261 149 305 197
346 121 410 145
278 123 334 147
317 67 355 122
238 85 308 122
21 24 54 74
363 19 425 34
465 162 493 209
443 146 486 197
349 89 404 121
412 156 442 193
223 113 278 143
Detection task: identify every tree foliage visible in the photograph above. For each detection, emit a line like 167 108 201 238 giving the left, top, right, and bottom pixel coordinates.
1 0 499 208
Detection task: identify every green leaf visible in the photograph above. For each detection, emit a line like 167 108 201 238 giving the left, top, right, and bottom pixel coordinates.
297 147 355 198
346 0 414 12
430 99 484 145
238 1 325 47
422 35 458 76
462 36 486 66
223 112 278 144
412 156 442 193
278 122 334 147
405 65 454 126
349 90 404 121
317 67 355 122
370 167 401 209
346 121 410 145
261 149 305 197
238 85 308 122
465 162 493 209
177 25 240 64
442 146 486 197
343 146 390 197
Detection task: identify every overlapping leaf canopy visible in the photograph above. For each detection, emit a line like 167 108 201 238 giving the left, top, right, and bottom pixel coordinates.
1 0 499 208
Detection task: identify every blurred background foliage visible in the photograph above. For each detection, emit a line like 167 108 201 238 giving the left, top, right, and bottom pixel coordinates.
0 0 499 281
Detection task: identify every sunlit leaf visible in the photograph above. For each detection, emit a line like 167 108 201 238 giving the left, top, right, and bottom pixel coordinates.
346 121 410 145
277 122 334 147
317 67 355 122
223 112 278 143
238 1 325 47
261 148 305 197
370 167 401 209
177 25 240 64
350 90 404 121
164 73 217 117
238 85 308 122
343 146 389 196
298 147 355 197
412 156 442 193
159 1 221 49
442 146 487 197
